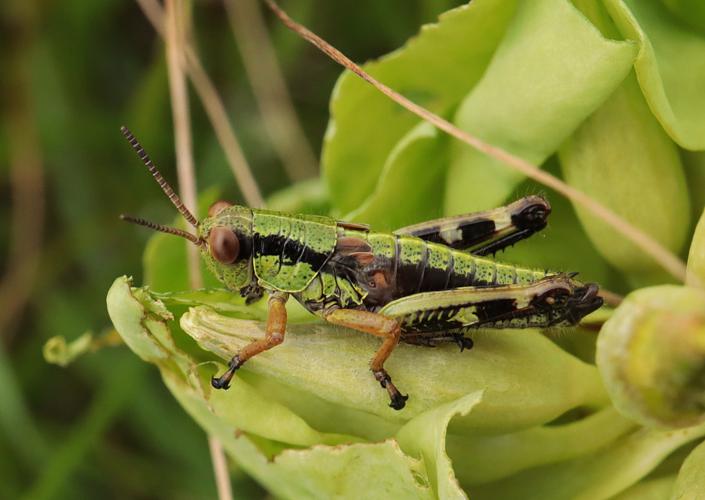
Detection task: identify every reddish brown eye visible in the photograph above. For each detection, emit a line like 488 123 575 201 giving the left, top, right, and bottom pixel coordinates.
208 227 239 264
208 200 232 217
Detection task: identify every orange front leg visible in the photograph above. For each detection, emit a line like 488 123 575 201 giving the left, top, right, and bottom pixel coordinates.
324 309 408 410
211 293 288 390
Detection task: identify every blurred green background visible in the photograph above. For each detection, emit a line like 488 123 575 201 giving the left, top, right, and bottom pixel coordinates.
0 0 464 498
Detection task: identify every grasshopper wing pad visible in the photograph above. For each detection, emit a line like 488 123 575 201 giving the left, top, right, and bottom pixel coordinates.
252 211 338 292
394 213 497 251
394 196 550 255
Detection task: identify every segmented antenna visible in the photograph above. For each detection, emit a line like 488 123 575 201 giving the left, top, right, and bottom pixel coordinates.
120 126 199 228
120 214 203 246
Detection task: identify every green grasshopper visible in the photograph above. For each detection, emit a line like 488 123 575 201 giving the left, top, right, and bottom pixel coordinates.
120 127 602 410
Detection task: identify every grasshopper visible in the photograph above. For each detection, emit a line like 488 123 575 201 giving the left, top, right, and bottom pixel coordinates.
120 127 602 410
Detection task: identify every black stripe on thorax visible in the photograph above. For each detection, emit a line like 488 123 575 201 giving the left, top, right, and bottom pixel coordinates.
255 233 329 270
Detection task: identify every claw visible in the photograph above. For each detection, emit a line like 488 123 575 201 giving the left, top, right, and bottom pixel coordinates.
389 392 409 411
374 369 408 410
210 375 231 390
454 334 474 352
211 355 242 391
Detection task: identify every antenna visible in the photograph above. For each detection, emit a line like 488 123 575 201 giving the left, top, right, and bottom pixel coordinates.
120 126 199 228
120 214 202 246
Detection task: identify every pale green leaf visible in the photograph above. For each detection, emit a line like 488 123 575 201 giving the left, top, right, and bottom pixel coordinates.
604 0 705 150
181 306 608 435
444 0 636 215
107 276 435 498
397 392 483 499
169 374 434 500
323 0 518 214
683 151 705 222
559 74 690 280
611 475 676 500
448 407 635 486
105 277 173 364
106 277 358 447
687 207 705 287
671 439 705 499
346 121 448 230
266 177 331 216
471 423 705 500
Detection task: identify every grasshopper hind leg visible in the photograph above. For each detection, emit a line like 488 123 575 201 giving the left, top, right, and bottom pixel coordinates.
324 309 408 410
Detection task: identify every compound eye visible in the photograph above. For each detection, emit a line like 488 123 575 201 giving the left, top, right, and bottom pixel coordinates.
208 200 232 217
209 227 239 264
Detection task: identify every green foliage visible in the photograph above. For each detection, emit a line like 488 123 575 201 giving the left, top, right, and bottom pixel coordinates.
560 74 690 278
105 0 705 497
604 0 705 150
106 277 615 498
672 439 705 498
12 0 705 497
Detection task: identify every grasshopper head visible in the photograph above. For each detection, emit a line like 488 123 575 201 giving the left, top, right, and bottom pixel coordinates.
120 126 256 293
198 201 255 291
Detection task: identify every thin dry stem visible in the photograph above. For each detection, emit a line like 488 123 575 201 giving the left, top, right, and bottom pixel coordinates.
184 47 265 208
137 0 264 208
136 0 163 34
226 0 317 181
164 1 234 499
208 435 234 500
0 1 45 342
0 100 45 342
265 0 689 283
165 0 201 288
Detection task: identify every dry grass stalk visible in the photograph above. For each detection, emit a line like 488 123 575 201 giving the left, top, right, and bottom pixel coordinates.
137 0 265 208
226 0 318 181
0 1 45 341
164 1 234 499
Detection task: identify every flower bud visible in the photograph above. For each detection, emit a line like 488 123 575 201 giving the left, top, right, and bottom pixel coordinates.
597 285 705 428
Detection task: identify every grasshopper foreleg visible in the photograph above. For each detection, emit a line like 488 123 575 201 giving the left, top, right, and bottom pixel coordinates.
324 309 408 410
211 292 289 390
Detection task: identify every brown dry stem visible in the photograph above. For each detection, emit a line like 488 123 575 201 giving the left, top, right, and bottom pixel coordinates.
164 1 233 499
137 0 264 208
0 1 45 342
225 0 318 181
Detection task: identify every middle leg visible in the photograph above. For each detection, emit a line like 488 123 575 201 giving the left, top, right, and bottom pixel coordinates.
324 308 408 410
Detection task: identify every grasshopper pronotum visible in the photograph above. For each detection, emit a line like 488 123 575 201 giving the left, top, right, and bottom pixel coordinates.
120 127 602 410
